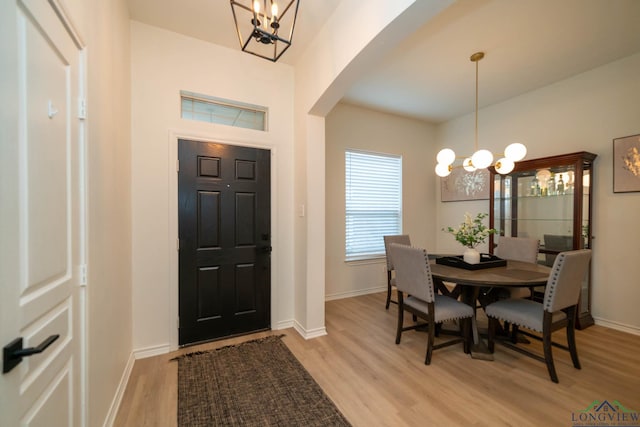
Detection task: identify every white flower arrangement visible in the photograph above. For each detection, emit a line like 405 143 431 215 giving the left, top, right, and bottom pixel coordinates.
444 212 496 248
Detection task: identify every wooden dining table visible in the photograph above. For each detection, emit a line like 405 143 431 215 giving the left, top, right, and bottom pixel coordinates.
429 258 551 360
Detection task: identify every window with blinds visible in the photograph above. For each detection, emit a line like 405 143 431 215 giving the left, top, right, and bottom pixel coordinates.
345 150 402 261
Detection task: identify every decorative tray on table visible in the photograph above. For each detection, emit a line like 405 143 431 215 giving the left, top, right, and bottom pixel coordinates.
435 254 507 270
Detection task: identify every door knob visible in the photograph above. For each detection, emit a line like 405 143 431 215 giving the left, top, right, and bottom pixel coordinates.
3 335 60 374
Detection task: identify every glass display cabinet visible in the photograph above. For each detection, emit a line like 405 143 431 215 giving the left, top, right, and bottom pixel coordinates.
489 152 597 329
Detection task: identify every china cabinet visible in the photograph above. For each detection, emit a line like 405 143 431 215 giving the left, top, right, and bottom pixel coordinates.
489 151 597 329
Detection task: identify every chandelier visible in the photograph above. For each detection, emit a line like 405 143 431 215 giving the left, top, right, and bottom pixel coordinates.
435 52 527 177
230 0 300 62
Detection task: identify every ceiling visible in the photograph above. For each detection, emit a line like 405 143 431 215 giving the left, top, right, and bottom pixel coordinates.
128 0 640 123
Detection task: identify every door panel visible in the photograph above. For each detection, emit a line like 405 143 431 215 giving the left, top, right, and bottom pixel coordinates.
197 191 220 247
1 0 83 425
197 266 222 320
178 139 270 345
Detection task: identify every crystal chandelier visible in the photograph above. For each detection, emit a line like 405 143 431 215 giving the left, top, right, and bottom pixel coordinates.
435 52 527 177
230 0 300 62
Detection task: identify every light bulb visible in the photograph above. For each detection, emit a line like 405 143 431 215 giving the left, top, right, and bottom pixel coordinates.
436 148 456 166
253 0 260 13
504 143 527 161
435 163 452 177
495 158 514 174
271 2 278 18
471 149 493 169
463 158 476 172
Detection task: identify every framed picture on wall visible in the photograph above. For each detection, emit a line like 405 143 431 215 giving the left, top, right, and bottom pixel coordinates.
613 133 640 193
441 168 490 202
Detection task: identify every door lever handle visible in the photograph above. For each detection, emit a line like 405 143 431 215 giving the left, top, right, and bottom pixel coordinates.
259 246 272 254
3 334 60 374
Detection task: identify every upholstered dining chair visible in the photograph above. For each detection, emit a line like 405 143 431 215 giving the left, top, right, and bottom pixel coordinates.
485 249 592 383
388 243 474 365
477 237 540 312
495 236 539 263
383 234 411 309
494 236 540 299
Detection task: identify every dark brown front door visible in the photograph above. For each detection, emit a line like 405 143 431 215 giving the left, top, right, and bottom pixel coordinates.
178 139 271 345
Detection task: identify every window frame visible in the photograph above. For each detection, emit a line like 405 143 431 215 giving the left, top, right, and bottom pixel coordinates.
180 90 268 131
345 149 403 262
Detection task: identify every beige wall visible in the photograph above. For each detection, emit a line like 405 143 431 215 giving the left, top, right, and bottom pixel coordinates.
24 1 635 424
435 52 640 333
292 0 452 335
324 52 640 334
62 0 134 425
130 21 296 351
325 103 436 298
85 1 133 425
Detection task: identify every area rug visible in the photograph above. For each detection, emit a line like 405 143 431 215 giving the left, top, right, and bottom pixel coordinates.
173 335 351 426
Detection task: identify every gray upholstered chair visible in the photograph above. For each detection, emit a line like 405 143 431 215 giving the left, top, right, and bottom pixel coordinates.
389 243 473 365
495 236 539 263
478 237 540 311
543 234 573 266
383 234 411 309
494 236 540 299
485 249 591 383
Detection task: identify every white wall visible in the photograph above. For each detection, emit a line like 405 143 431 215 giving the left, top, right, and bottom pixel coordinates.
325 103 437 299
292 0 452 336
130 22 296 352
53 0 134 425
435 53 640 333
19 0 136 425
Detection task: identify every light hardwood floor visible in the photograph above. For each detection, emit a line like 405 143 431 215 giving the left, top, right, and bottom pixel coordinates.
114 292 640 426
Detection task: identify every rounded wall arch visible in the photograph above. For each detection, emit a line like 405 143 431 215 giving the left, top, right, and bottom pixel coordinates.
291 0 455 337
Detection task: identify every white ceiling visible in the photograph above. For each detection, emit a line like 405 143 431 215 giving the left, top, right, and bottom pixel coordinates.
128 0 640 123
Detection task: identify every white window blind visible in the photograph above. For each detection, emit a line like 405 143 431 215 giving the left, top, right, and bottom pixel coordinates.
180 91 267 131
345 150 402 261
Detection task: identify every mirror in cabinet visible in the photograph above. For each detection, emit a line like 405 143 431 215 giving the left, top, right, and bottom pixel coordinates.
489 152 597 329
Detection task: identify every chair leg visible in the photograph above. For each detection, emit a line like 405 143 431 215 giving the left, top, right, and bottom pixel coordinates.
424 317 435 365
566 307 581 369
510 325 520 343
503 320 510 335
385 272 392 309
463 318 471 354
543 314 559 383
487 317 496 353
395 292 404 344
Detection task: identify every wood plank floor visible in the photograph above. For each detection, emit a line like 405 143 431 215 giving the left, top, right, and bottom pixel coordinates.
114 292 640 426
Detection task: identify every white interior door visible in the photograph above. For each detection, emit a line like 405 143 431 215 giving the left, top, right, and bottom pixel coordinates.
0 0 85 426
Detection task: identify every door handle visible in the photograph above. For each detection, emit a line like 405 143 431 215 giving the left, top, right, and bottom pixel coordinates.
258 246 272 254
3 335 60 374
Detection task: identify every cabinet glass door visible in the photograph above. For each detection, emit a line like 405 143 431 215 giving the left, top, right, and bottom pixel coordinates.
493 166 577 265
490 152 596 329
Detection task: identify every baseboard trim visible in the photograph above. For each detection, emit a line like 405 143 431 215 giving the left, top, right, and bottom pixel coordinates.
293 320 327 340
102 351 135 427
273 319 295 330
593 317 640 336
325 286 385 301
133 343 171 360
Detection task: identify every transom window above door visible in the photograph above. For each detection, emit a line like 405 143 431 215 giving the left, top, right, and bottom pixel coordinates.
180 91 268 131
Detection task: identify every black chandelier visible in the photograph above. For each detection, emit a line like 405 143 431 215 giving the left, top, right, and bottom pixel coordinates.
230 0 300 62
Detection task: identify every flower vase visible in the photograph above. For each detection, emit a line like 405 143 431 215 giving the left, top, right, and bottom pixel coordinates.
463 247 480 264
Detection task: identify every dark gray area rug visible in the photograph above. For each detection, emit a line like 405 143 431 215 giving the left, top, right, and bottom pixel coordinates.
174 335 351 426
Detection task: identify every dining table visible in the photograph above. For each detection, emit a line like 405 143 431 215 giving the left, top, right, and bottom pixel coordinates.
429 258 551 360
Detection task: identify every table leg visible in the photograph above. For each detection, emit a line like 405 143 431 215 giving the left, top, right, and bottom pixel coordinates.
433 278 494 360
459 285 494 361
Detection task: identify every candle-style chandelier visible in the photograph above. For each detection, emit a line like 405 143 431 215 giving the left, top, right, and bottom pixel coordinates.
230 0 300 62
435 52 527 177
